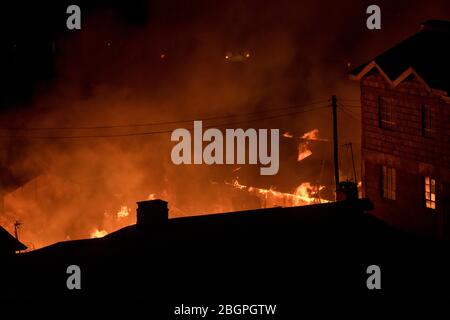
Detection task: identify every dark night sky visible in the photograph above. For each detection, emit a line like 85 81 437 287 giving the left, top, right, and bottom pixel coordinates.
1 0 450 110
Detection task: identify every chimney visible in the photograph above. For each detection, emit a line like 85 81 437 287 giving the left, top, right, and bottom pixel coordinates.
136 199 168 229
336 181 358 201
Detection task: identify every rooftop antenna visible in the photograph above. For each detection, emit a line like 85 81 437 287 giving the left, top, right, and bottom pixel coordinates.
14 220 23 241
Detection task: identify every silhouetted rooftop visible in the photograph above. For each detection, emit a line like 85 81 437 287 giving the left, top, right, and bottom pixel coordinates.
0 225 27 253
350 20 450 94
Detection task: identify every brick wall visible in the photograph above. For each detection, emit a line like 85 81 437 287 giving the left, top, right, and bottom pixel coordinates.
360 73 450 169
364 160 442 235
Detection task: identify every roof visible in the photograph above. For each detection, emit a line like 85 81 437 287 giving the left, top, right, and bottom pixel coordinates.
0 225 27 252
349 20 450 95
14 198 444 299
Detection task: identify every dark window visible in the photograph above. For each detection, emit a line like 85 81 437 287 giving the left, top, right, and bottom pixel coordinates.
424 176 436 209
378 97 395 130
381 166 396 200
422 104 434 137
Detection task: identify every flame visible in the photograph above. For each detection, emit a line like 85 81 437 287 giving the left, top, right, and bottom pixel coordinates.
301 129 319 141
297 146 312 161
90 229 108 238
298 129 319 161
116 205 130 218
283 132 294 138
229 178 328 207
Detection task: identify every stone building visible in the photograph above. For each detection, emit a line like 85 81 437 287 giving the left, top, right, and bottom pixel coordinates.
349 20 450 238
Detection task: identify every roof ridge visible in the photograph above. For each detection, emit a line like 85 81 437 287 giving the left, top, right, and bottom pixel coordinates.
421 19 450 32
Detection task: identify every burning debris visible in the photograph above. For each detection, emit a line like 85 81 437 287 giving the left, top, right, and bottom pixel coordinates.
228 178 328 208
90 229 108 238
298 129 320 161
283 129 327 161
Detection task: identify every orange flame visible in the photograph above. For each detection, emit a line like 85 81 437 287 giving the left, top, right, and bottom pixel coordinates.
298 129 319 161
229 178 328 207
116 205 130 218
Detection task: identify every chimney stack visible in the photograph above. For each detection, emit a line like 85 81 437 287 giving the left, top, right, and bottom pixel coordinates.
136 199 168 229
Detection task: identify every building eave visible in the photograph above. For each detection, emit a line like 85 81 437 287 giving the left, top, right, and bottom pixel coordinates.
349 61 449 99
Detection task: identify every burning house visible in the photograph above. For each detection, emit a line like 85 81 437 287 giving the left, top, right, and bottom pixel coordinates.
0 225 26 257
349 20 450 238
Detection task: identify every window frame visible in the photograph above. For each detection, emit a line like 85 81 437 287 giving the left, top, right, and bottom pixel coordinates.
421 104 434 138
378 96 395 130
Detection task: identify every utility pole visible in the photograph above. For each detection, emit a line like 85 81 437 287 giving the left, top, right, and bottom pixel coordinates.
332 95 340 196
348 142 357 183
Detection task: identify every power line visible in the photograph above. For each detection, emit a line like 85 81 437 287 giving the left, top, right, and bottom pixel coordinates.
0 104 330 140
0 99 329 131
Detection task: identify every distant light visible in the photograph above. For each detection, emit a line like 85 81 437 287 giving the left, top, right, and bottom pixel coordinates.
225 55 229 60
245 53 250 58
107 41 111 47
160 53 166 59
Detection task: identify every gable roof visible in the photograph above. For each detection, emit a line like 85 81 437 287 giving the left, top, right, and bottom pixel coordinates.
349 20 450 95
0 226 27 252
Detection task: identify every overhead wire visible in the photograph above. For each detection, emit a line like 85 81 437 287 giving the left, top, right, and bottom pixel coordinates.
0 99 329 131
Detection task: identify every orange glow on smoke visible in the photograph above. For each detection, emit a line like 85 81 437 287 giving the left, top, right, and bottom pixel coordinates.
116 206 130 218
229 178 328 207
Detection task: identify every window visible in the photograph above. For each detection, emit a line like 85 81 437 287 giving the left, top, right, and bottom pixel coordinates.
381 166 396 200
378 97 395 130
422 104 434 137
424 177 436 209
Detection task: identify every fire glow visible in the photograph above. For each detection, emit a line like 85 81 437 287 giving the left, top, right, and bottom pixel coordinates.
117 206 130 219
283 129 325 161
90 229 107 238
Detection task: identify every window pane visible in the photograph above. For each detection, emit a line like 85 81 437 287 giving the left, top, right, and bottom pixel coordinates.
379 97 395 129
424 176 436 210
